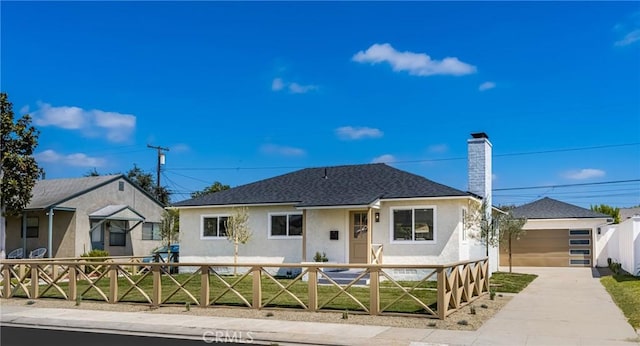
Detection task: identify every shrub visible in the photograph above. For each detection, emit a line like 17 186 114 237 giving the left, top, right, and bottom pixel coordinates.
457 320 469 326
313 251 329 262
469 305 476 315
81 249 110 259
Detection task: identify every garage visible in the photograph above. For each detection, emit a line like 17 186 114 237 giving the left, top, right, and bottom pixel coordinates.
499 198 610 267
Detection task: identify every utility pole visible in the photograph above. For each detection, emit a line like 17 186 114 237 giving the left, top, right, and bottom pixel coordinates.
147 144 170 200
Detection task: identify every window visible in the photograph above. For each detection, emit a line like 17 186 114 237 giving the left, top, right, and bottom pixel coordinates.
202 215 229 238
570 249 590 255
569 239 590 246
461 208 467 242
269 213 303 237
570 259 590 265
392 207 435 242
118 181 125 191
569 229 590 236
20 217 39 238
108 220 127 246
142 222 162 240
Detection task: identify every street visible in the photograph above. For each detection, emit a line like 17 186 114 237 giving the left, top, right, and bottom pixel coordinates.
0 326 243 346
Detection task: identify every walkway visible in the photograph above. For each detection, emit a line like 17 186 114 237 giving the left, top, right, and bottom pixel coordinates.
1 267 638 345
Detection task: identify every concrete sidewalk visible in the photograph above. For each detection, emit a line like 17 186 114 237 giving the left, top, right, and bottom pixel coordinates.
1 267 638 345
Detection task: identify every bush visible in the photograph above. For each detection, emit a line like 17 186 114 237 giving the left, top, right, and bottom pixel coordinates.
81 249 110 258
313 251 328 262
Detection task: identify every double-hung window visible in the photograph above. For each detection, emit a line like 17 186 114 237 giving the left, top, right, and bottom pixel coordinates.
109 220 127 246
391 207 435 242
202 215 229 239
269 213 302 238
142 222 162 240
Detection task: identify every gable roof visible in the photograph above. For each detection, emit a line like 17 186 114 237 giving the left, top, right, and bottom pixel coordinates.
26 175 164 210
620 207 640 220
511 197 610 219
173 163 470 208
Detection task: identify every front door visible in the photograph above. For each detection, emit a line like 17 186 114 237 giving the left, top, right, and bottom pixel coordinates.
349 211 369 263
90 221 104 250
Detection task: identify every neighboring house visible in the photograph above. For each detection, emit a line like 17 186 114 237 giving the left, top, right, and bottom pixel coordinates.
598 215 640 275
620 207 640 221
5 175 165 258
500 197 611 267
173 133 499 277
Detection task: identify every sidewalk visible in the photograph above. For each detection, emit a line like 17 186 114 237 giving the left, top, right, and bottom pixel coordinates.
1 267 638 345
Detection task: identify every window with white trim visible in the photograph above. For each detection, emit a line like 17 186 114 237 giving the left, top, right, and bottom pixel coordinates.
569 239 590 246
269 213 302 237
570 259 590 265
142 222 162 240
569 229 590 236
392 207 435 242
108 220 127 246
21 217 39 238
570 249 590 255
201 215 229 238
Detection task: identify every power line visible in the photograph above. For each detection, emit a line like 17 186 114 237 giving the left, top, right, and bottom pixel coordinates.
167 142 640 171
494 179 640 191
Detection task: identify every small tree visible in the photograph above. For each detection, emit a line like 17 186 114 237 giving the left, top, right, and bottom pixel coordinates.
499 211 527 273
224 207 252 275
159 208 180 266
465 199 501 256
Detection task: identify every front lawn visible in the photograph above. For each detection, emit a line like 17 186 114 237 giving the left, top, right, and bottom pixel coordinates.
490 272 537 293
601 274 640 329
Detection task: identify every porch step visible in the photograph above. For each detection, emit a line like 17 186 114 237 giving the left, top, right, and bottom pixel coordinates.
318 270 370 286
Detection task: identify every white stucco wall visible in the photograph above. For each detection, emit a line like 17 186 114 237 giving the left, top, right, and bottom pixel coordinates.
304 209 348 263
600 217 640 275
179 205 303 265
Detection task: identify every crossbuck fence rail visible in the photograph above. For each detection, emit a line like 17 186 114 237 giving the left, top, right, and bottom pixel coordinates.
0 257 489 319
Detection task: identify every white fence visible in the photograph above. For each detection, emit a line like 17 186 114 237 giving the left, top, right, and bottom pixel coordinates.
597 216 640 276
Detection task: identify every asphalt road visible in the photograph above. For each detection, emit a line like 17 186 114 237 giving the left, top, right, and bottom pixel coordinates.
0 326 245 346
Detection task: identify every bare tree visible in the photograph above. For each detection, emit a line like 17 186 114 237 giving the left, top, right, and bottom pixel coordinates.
224 207 252 275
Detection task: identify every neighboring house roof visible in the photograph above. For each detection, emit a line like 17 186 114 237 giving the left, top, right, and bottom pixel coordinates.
173 163 470 208
25 174 164 210
620 207 640 220
511 197 610 219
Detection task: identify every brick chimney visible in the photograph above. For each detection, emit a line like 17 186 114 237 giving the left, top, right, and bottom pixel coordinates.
467 132 492 206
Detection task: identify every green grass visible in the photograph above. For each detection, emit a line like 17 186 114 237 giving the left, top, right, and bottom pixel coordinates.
12 272 438 314
601 274 640 329
490 272 537 293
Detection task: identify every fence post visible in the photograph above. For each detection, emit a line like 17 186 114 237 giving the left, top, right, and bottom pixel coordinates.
252 266 261 310
68 265 77 302
109 264 118 304
200 265 209 307
369 267 379 315
308 267 317 312
152 265 162 307
30 264 39 299
437 267 446 320
2 264 11 298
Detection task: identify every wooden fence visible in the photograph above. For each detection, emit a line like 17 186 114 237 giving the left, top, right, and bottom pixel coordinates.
0 257 489 319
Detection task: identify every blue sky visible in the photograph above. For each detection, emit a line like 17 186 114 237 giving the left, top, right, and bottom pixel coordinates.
2 2 639 208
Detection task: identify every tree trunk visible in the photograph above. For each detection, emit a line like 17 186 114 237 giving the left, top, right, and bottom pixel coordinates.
0 204 6 259
233 241 238 276
508 234 512 273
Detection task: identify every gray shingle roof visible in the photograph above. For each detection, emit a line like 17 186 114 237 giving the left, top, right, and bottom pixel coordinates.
26 175 123 210
511 197 610 219
620 207 640 220
173 163 469 207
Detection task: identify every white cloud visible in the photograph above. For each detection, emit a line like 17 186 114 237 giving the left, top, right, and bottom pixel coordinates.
271 77 317 94
288 82 318 94
352 43 476 76
271 78 285 91
260 144 306 157
479 81 496 91
32 102 136 143
35 149 106 167
19 105 30 114
335 126 383 140
492 173 498 181
171 143 191 153
371 154 396 164
563 168 606 180
428 144 448 153
615 29 640 46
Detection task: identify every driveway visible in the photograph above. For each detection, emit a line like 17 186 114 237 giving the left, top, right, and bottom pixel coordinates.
471 267 639 345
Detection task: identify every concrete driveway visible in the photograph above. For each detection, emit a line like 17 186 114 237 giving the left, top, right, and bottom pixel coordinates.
470 267 639 345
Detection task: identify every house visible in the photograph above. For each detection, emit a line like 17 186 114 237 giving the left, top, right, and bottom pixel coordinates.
620 207 640 221
499 197 611 267
4 175 165 258
173 133 499 277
